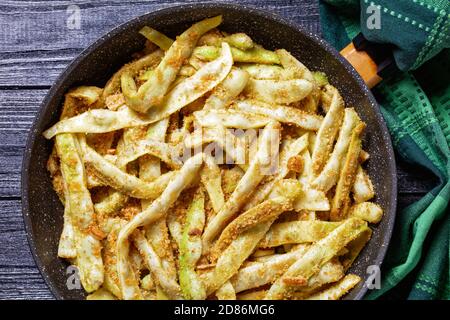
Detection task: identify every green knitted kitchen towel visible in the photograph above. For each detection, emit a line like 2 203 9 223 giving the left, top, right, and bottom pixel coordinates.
319 0 450 299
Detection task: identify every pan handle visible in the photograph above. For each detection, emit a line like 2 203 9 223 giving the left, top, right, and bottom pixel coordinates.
340 33 397 88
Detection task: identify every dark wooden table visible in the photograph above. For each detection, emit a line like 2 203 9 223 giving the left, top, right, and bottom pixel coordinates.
0 0 438 300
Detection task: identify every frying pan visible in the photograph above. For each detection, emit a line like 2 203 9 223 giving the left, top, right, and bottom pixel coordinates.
21 3 397 300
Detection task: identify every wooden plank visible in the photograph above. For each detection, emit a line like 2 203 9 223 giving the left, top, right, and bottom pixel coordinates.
0 267 53 300
0 200 53 299
0 0 320 86
0 89 46 197
0 200 35 267
0 89 47 147
0 0 319 52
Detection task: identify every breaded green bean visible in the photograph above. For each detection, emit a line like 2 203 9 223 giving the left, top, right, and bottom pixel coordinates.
116 153 203 299
44 43 233 139
239 64 295 80
121 16 223 113
203 67 249 110
204 181 301 295
133 230 182 300
94 190 128 216
259 221 341 248
224 33 254 50
216 281 236 300
234 100 322 131
102 50 163 100
139 26 174 51
211 193 297 261
264 218 367 300
199 31 254 50
304 274 361 300
313 71 329 87
200 155 225 213
312 108 362 192
81 142 177 199
179 188 207 300
140 118 177 289
243 78 313 105
56 133 104 293
87 287 117 300
194 45 280 64
202 121 281 250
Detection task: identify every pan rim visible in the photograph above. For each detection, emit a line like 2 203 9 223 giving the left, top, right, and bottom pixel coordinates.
21 2 397 300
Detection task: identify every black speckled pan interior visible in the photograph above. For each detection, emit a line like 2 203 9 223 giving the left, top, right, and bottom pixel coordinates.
21 3 397 300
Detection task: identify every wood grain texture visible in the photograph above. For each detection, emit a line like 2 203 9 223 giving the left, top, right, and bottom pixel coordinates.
0 0 319 87
0 200 53 299
0 0 435 300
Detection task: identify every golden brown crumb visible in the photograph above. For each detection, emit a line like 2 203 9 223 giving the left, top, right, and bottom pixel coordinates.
87 132 116 155
197 188 213 224
47 147 60 176
51 173 65 203
105 93 125 111
120 198 142 220
196 263 216 271
287 155 304 173
221 166 245 199
211 200 292 262
89 224 107 240
282 276 308 287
